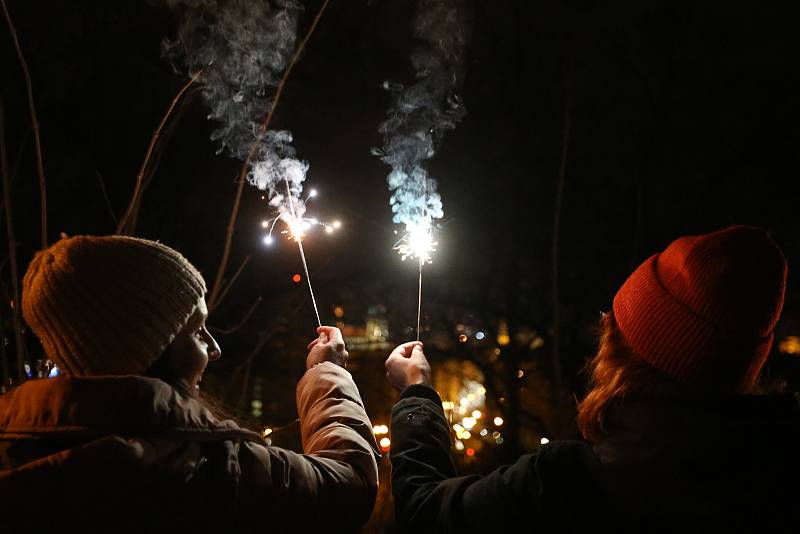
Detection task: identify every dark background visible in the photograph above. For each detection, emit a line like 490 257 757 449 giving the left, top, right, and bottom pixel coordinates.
2 1 799 520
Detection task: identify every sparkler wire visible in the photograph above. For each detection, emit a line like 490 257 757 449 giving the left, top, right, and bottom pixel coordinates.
417 258 423 341
284 179 322 327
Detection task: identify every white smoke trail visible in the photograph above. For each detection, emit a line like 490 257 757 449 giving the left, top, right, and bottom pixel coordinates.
161 0 311 225
372 0 471 263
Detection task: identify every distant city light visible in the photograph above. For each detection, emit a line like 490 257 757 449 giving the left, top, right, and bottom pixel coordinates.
479 429 488 436
262 428 273 437
309 189 318 197
263 235 274 245
462 417 476 430
779 336 800 355
458 334 468 343
466 448 475 457
379 437 391 451
334 306 345 318
540 437 550 445
494 417 504 426
373 424 389 435
517 369 524 378
292 273 302 283
475 331 485 340
497 334 511 346
455 440 465 451
472 410 482 419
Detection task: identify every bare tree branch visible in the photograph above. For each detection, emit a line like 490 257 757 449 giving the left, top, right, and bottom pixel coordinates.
0 96 29 383
210 296 262 335
117 71 201 235
209 254 251 315
2 0 47 248
95 170 118 228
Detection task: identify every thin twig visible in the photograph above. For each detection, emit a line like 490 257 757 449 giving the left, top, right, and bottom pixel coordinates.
209 254 251 314
117 71 202 234
551 91 572 437
0 97 29 383
210 296 262 335
208 0 332 308
127 82 200 234
2 0 47 248
95 170 118 227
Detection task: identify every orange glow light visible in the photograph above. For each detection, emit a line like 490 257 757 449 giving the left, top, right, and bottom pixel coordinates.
292 274 302 283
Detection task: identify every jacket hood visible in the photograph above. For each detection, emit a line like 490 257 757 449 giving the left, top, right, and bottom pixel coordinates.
0 374 262 442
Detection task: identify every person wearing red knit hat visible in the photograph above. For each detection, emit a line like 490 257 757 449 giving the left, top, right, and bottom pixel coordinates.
385 225 799 532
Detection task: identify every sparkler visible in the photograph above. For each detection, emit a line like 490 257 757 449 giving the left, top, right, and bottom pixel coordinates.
374 0 470 342
394 216 437 341
259 183 340 328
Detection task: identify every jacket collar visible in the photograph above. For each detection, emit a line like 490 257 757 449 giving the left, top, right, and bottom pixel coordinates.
0 375 262 442
593 394 800 465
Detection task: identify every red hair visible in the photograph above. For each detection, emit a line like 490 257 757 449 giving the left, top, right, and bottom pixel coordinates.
577 313 685 442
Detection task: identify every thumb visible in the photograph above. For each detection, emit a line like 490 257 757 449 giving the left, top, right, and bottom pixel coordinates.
411 344 425 359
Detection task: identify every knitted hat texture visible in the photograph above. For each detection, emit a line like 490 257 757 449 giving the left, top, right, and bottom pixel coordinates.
22 235 206 376
613 225 787 389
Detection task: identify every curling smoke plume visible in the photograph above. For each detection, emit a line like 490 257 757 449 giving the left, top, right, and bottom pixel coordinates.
372 0 471 262
162 0 310 222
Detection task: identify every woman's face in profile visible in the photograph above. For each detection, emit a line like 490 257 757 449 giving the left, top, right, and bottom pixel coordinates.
164 298 221 394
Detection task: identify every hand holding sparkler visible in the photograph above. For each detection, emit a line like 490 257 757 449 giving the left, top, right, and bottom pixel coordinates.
306 326 349 369
385 341 431 392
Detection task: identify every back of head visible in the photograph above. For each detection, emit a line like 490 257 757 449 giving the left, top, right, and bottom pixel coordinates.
612 225 787 390
580 225 788 442
22 235 206 376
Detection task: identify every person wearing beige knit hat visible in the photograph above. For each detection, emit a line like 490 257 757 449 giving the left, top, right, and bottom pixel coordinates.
384 225 800 532
0 235 379 531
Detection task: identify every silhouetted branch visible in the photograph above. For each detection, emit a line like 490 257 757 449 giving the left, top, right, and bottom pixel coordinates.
117 71 201 234
210 296 262 335
2 0 47 248
0 96 29 383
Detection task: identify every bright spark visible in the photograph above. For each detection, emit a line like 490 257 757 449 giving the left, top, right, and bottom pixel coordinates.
260 188 340 246
395 219 437 263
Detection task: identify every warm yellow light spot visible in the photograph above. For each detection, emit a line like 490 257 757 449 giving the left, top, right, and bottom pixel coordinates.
467 393 475 401
540 437 550 445
458 334 468 343
478 387 486 395
517 369 524 378
493 417 504 427
334 306 345 318
333 220 342 229
459 398 468 406
462 417 476 430
497 334 511 346
455 440 465 451
472 410 482 419
379 437 391 450
779 336 800 355
453 423 464 433
442 401 454 410
262 428 273 437
373 425 389 435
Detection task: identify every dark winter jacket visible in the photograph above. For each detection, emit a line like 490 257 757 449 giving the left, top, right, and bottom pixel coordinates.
0 362 379 532
390 384 800 533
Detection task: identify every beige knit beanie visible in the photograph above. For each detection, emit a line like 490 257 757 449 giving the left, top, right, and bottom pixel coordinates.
22 235 207 376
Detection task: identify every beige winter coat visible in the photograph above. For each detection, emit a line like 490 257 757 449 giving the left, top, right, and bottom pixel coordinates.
0 362 379 532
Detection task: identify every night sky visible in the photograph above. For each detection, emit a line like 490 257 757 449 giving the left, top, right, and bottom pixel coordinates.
2 1 799 392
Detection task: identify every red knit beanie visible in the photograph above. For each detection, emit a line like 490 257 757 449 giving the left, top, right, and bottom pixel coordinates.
613 225 787 390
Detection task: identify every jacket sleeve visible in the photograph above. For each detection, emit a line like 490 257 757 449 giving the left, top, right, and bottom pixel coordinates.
390 384 550 533
235 362 380 532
